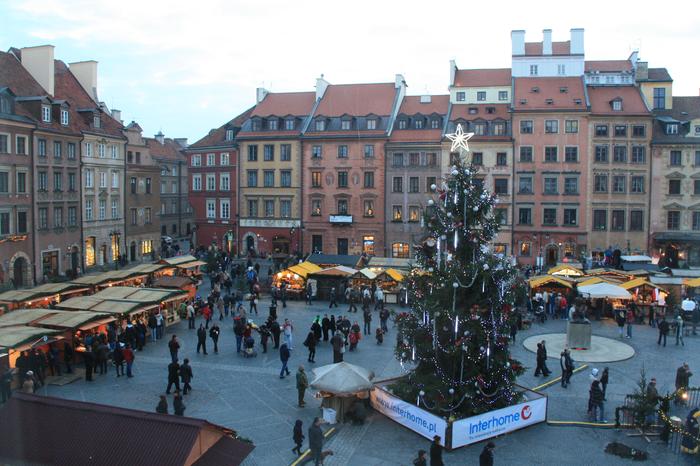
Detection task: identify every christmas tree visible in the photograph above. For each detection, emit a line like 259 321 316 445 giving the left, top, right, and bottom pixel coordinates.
392 124 525 419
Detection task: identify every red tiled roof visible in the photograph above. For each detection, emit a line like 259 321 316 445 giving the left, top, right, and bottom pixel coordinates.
453 69 511 87
146 137 186 161
189 106 255 149
450 104 510 121
585 60 633 73
251 92 315 117
524 41 571 56
314 83 396 117
303 130 388 138
397 95 449 115
513 77 587 111
588 86 650 115
389 128 443 143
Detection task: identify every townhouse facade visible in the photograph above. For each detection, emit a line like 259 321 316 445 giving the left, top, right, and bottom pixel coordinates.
235 90 313 257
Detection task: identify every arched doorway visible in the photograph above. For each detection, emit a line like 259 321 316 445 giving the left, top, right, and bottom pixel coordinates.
71 246 80 272
545 244 559 266
130 242 137 262
246 235 255 254
13 257 26 288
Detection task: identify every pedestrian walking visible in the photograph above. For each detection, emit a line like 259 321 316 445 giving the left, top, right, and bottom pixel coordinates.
615 309 625 338
202 303 213 328
83 347 94 382
283 319 294 349
292 419 305 456
676 363 693 405
186 302 196 329
155 311 164 339
156 395 168 414
363 307 372 335
48 344 61 377
148 313 157 342
306 283 313 305
658 318 670 346
600 367 609 400
590 380 606 422
168 335 180 363
329 315 337 337
626 308 634 338
646 378 659 425
166 360 181 394
296 365 309 407
21 371 35 394
63 342 74 374
311 318 322 343
113 343 124 377
196 324 208 354
96 341 109 375
329 287 338 308
534 342 550 377
173 391 186 416
322 314 330 341
234 316 245 353
279 343 291 379
271 318 281 349
479 442 495 466
413 449 427 466
676 315 686 346
375 327 384 344
123 344 135 378
347 288 357 313
375 286 384 311
258 324 271 353
209 324 220 353
308 417 324 466
331 332 344 363
304 331 316 363
560 348 574 388
1 368 14 403
181 358 193 395
430 435 443 466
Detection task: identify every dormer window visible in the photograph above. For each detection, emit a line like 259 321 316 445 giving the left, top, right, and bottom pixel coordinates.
42 105 51 122
612 100 622 111
431 118 441 129
666 123 679 135
285 119 295 130
486 107 495 114
93 115 101 128
225 129 234 141
251 119 261 131
545 99 554 105
367 119 377 130
559 87 568 93
315 120 326 131
473 122 486 136
398 119 407 130
414 119 423 129
468 108 478 115
519 99 527 105
60 109 69 125
0 95 11 114
341 120 351 130
574 99 582 105
531 87 540 93
267 119 278 130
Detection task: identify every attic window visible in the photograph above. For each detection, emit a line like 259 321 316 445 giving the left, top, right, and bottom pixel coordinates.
93 115 101 128
225 129 234 141
42 105 51 122
612 100 622 111
486 107 495 114
251 119 261 131
468 107 478 115
398 119 407 130
531 87 540 93
0 95 10 114
267 119 278 130
60 109 69 125
545 99 554 105
285 119 295 130
415 119 424 129
367 119 377 130
559 87 568 93
574 98 582 105
315 120 326 131
519 99 527 105
341 120 351 130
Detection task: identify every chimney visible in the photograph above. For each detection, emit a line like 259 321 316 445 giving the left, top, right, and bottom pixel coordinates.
155 131 165 144
174 138 188 148
69 60 99 102
395 73 407 90
111 109 122 123
449 59 457 86
511 30 525 55
20 45 55 96
256 87 269 104
570 28 584 55
315 74 330 100
635 61 648 81
542 29 552 55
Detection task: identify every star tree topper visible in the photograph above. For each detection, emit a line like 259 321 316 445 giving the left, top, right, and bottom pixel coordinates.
446 123 474 154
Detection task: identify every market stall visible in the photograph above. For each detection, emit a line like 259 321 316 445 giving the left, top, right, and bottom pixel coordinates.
310 362 375 424
578 282 632 318
159 255 206 281
0 325 62 369
349 268 377 292
584 268 631 283
308 266 357 300
620 278 668 323
271 261 323 299
0 309 57 328
374 268 404 304
547 264 585 278
366 257 413 273
151 276 197 300
92 287 188 325
528 275 574 297
55 296 152 331
0 283 90 314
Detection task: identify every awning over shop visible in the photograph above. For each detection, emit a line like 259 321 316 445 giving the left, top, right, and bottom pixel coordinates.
93 286 187 304
0 326 61 349
0 309 57 328
685 277 700 288
0 283 88 304
383 268 404 282
620 255 653 263
129 263 167 274
306 254 362 268
547 264 584 277
621 277 668 293
354 268 378 280
37 311 114 330
310 266 358 277
176 260 207 270
577 277 611 287
578 283 632 299
366 257 413 271
286 262 323 278
528 275 573 289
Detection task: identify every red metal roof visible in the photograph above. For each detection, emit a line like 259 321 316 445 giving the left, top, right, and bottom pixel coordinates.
389 128 443 143
513 77 586 111
453 69 511 87
588 86 650 115
146 137 186 161
585 60 633 72
314 83 396 117
524 41 571 55
190 106 254 149
450 104 510 120
397 95 449 115
251 91 315 117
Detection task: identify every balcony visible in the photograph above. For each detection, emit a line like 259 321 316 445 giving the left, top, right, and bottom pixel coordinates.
329 214 353 224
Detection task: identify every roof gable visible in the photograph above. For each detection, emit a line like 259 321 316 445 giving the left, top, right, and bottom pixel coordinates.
314 83 396 117
453 69 511 87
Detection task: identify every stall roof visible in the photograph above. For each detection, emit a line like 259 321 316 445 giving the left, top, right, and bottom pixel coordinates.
176 260 207 269
577 277 611 287
94 286 186 303
685 277 700 288
0 282 87 304
306 254 362 268
383 268 404 282
578 283 632 299
287 262 323 278
310 265 358 277
90 300 146 315
366 257 413 271
547 264 584 277
621 277 668 293
0 325 61 349
620 255 653 263
37 311 113 330
55 296 103 310
152 276 194 289
355 268 378 280
0 309 57 328
160 254 198 266
671 269 700 278
650 276 685 286
621 263 664 273
129 263 168 274
528 275 573 289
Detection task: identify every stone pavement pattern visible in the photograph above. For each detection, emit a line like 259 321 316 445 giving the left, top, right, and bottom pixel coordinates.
34 276 698 465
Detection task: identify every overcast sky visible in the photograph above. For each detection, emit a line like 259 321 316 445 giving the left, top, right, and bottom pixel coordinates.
1 0 698 142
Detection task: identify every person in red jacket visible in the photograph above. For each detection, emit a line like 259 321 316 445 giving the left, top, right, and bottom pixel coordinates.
123 344 135 378
201 305 212 329
559 295 568 320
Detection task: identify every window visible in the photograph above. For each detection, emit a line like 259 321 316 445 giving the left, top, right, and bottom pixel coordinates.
206 199 216 218
367 119 378 130
426 177 436 192
16 172 26 193
97 143 105 158
392 153 404 167
653 87 666 110
251 120 261 131
263 170 274 187
220 199 230 219
518 177 533 194
612 175 626 193
53 171 62 191
631 176 644 193
280 200 291 218
68 207 77 227
277 144 291 161
594 125 608 137
545 120 558 133
409 177 419 193
220 173 230 191
93 115 101 128
427 152 439 166
594 145 608 163
144 177 151 194
363 171 374 188
281 170 292 187
98 199 106 220
225 129 234 141
392 205 403 221
520 242 532 256
667 121 680 133
311 171 322 188
543 208 557 225
268 118 279 132
191 154 201 166
518 208 532 225
247 170 258 187
472 152 483 165
667 211 680 230
85 200 93 221
611 210 625 231
38 139 47 157
363 200 374 217
337 199 348 215
192 174 202 191
206 153 215 166
67 142 76 159
263 145 274 161
632 125 645 137
543 177 558 194
111 145 118 159
414 119 424 129
340 120 351 130
494 208 507 225
477 91 486 101
494 178 508 195
695 151 700 167
144 207 152 224
613 146 627 163
631 146 646 164
38 171 48 191
668 179 681 195
408 206 420 222
111 199 118 219
392 242 410 258
397 119 407 130
519 146 533 162
108 172 117 189
694 212 700 231
694 180 700 195
456 91 465 102
248 199 258 217
130 177 138 194
431 118 440 129
311 199 321 216
337 171 348 188
565 147 578 162
594 174 608 192
0 172 7 193
564 177 578 194
529 65 538 76
557 64 566 75
520 120 533 134
15 136 26 155
285 119 295 130
337 145 348 158
614 125 627 137
670 151 682 166
409 152 421 166
218 153 229 166
38 208 48 229
364 145 375 157
473 122 485 135
85 169 93 188
593 210 607 230
41 105 51 122
565 120 578 133
248 145 258 161
53 141 62 158
498 91 508 101
312 145 322 158
130 208 137 225
563 208 577 226
544 146 557 162
392 177 403 193
496 152 507 166
98 172 107 189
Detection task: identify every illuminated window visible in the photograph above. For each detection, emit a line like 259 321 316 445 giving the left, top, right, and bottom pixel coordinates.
85 237 96 266
141 240 153 255
392 205 403 221
408 206 420 222
363 236 375 255
111 234 120 262
520 242 531 256
392 242 410 258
